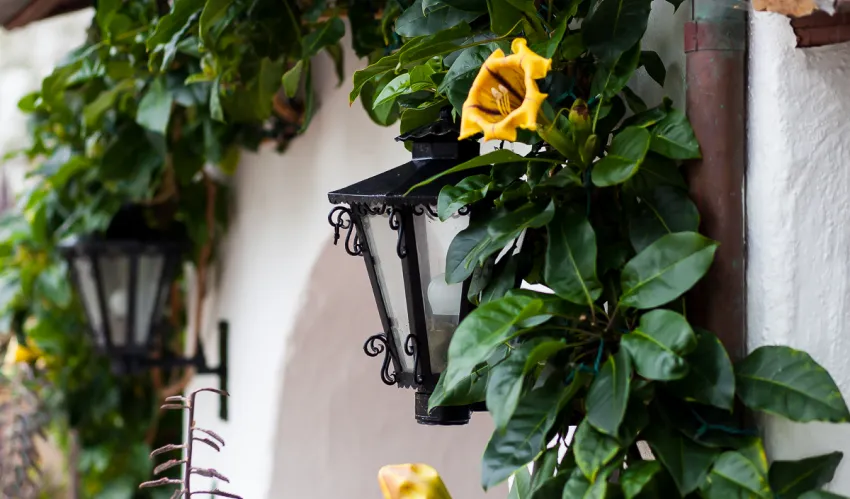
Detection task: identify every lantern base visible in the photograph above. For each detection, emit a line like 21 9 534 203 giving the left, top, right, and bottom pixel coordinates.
414 391 472 426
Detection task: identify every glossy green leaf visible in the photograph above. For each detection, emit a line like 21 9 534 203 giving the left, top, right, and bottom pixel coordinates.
592 126 651 187
530 447 560 492
530 17 567 58
429 363 490 409
408 149 561 193
361 72 400 126
396 24 473 66
282 60 304 98
586 349 631 435
621 309 695 381
480 255 519 304
482 380 574 489
396 0 482 36
590 42 641 101
544 208 603 307
629 185 700 253
199 0 233 49
667 329 736 410
445 215 498 284
574 419 621 482
645 424 718 495
83 80 134 130
350 52 401 104
619 232 718 309
561 33 586 60
439 43 502 94
582 0 651 63
799 491 850 499
302 17 345 58
562 468 591 498
769 452 843 499
508 466 532 499
736 346 850 423
400 99 446 135
649 109 701 160
530 473 569 499
487 0 532 36
624 155 686 194
438 175 490 220
147 0 205 50
443 294 546 393
374 74 414 108
489 200 555 242
433 0 488 11
621 461 663 499
136 78 173 135
701 448 772 499
640 50 666 87
487 339 544 430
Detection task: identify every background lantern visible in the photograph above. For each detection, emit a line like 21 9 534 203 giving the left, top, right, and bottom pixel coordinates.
327 108 485 425
60 205 229 419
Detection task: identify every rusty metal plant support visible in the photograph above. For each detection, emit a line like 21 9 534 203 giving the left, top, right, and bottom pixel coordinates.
139 388 241 499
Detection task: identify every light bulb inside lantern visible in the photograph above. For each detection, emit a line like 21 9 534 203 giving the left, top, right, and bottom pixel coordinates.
108 289 128 318
427 273 462 317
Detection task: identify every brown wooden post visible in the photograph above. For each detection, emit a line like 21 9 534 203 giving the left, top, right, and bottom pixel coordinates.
684 2 748 361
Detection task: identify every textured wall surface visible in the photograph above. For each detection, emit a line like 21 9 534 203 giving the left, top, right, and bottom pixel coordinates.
749 12 850 493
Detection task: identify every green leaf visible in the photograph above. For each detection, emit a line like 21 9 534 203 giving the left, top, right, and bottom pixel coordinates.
407 149 561 193
400 100 446 135
199 0 233 49
438 175 490 220
625 155 686 194
489 201 556 239
486 0 531 36
350 52 401 104
544 208 603 308
561 33 586 60
574 419 621 482
800 491 850 499
136 78 173 135
640 51 666 87
590 42 641 101
396 0 482 36
302 17 345 58
508 466 532 499
373 73 412 108
583 0 651 63
326 42 345 84
586 349 631 435
649 109 701 160
736 346 850 423
562 468 591 498
592 126 651 187
530 17 567 58
443 294 546 393
480 255 519 304
361 72 400 126
530 473 569 499
629 185 700 253
396 24 473 66
434 0 488 11
429 362 491 409
621 309 696 381
621 461 663 499
210 75 224 121
487 340 544 430
701 448 772 499
619 232 718 309
645 424 718 495
769 452 843 499
282 61 304 98
83 80 134 130
438 43 505 94
445 215 496 283
667 329 736 410
148 0 204 49
482 378 581 490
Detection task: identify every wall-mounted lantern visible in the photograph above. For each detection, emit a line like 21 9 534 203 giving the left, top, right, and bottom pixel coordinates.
327 108 484 426
59 205 229 420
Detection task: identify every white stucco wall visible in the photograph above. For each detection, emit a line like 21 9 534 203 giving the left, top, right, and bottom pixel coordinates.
748 12 850 493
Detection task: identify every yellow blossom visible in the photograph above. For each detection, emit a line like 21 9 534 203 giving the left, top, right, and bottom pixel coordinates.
378 464 452 499
14 342 42 364
459 38 552 142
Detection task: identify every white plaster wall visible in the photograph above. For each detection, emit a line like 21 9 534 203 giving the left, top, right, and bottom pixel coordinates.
748 12 850 493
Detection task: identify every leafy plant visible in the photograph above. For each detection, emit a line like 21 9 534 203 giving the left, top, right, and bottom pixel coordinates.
140 388 241 498
347 0 850 496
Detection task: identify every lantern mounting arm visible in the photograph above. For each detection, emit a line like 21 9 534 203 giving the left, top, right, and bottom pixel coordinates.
136 321 230 421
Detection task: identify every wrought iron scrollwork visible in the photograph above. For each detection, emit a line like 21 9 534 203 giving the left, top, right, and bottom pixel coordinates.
388 209 407 258
412 204 439 218
364 333 397 386
404 334 424 385
328 206 362 256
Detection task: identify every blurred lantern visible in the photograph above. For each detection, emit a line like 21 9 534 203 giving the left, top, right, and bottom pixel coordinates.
60 205 229 419
327 108 484 425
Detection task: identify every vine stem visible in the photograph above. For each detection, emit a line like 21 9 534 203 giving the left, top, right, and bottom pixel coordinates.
605 303 620 332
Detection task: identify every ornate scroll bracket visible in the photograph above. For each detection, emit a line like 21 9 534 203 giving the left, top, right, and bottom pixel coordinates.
328 206 362 256
363 333 397 386
404 334 424 385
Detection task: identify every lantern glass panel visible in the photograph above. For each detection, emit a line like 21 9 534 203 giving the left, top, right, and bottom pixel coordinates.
413 212 469 374
72 256 107 347
97 254 132 347
134 254 166 347
360 208 415 373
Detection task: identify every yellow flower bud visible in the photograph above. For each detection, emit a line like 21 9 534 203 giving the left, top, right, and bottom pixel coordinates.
378 464 452 499
568 99 591 132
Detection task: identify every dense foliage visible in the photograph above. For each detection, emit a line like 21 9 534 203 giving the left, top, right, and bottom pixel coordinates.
347 0 850 497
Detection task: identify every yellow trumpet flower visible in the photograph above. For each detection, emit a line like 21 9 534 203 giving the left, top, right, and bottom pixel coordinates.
459 38 552 142
14 342 42 364
378 464 452 499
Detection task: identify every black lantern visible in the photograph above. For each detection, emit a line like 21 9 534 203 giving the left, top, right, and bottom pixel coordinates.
327 108 484 425
60 205 229 419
